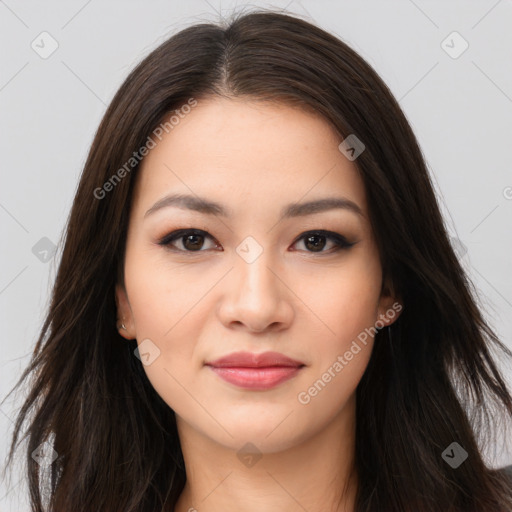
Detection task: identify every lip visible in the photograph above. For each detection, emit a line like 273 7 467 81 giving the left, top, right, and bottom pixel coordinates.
205 351 305 390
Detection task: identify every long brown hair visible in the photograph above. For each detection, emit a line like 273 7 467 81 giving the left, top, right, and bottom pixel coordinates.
4 8 512 512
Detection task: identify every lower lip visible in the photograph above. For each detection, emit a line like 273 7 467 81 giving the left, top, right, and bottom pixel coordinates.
208 366 302 390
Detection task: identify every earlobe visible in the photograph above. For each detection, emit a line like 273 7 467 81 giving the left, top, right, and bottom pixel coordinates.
376 299 403 329
376 279 403 328
115 284 136 340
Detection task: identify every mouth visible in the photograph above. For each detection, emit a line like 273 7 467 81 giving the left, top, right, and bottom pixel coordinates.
205 351 305 390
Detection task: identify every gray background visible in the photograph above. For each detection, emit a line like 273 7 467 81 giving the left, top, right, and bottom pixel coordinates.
1 0 511 509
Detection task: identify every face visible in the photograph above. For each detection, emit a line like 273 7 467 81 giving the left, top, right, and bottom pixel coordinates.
116 97 400 453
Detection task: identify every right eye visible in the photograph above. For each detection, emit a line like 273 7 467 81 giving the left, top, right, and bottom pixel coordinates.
158 229 221 253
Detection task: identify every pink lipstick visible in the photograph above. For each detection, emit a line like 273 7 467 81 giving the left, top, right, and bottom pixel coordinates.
205 351 304 390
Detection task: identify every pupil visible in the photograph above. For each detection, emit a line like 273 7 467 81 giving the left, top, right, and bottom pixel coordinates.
184 234 203 250
306 234 326 252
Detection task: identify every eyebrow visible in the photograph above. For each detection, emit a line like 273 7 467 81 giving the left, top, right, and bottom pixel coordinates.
144 193 363 220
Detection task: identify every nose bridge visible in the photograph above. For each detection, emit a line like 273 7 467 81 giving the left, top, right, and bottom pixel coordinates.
234 234 279 299
219 233 292 332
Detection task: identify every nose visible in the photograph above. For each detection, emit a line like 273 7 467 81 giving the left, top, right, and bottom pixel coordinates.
217 250 294 333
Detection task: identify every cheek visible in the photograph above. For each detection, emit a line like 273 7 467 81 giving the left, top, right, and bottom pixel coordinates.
292 268 380 420
293 251 381 399
124 239 212 336
295 250 382 348
123 256 204 415
122 249 207 386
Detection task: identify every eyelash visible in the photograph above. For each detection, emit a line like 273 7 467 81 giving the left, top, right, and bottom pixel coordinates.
157 228 355 255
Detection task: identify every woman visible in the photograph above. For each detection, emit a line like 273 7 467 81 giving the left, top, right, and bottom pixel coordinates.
5 8 512 512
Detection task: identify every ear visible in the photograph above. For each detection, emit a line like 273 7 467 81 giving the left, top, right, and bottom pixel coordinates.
375 276 403 328
115 283 136 340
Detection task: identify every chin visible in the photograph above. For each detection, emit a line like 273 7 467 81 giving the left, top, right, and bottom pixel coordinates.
201 409 313 454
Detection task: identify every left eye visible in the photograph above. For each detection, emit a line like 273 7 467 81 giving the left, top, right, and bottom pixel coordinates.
158 229 354 254
293 230 355 253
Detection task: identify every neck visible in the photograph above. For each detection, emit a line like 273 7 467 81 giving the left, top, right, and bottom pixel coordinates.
174 395 358 512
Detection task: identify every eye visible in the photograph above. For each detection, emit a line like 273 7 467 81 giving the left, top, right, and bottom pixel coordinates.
158 228 355 254
291 230 355 254
158 229 219 252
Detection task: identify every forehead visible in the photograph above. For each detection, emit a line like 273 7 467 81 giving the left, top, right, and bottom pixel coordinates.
132 97 369 222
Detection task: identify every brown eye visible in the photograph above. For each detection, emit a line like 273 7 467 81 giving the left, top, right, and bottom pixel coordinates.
158 229 354 255
181 233 205 251
292 230 355 254
303 233 328 252
158 229 219 252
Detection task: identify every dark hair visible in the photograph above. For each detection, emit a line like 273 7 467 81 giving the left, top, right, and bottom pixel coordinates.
4 8 512 512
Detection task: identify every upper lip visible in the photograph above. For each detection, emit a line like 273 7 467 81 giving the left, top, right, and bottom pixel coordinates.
206 351 304 368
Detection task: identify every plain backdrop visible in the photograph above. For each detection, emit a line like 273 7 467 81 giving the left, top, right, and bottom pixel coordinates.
1 0 511 510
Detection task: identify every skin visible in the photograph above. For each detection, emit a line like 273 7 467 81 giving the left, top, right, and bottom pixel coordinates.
116 97 401 512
